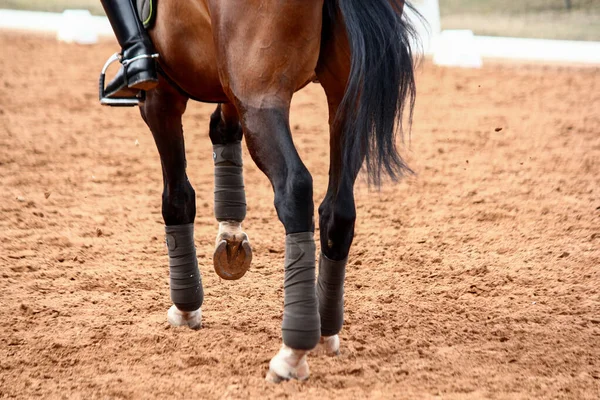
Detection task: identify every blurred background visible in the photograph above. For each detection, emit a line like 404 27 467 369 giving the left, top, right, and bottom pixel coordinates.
1 0 598 41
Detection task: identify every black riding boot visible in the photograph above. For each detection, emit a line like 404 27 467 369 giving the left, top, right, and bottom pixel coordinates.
101 0 158 98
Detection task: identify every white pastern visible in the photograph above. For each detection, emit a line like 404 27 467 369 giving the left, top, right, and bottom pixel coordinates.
216 220 243 245
167 304 202 330
266 344 310 383
317 335 340 356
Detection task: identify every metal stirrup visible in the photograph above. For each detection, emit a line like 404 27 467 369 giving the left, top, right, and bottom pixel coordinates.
98 52 159 107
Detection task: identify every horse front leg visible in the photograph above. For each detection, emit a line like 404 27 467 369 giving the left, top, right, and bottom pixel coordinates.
209 104 252 280
140 81 202 329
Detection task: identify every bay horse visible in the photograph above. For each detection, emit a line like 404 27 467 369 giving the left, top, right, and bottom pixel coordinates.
104 0 418 382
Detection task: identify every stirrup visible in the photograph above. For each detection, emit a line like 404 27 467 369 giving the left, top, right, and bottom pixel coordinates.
98 52 158 107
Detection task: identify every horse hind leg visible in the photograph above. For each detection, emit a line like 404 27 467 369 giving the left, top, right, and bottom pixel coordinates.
313 17 360 356
140 81 202 329
209 103 252 280
239 105 319 383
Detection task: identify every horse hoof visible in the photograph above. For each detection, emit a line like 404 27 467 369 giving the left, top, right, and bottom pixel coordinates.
266 345 310 383
213 231 252 280
167 305 202 330
317 335 340 356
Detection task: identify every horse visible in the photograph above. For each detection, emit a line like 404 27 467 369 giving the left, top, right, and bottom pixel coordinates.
102 0 418 382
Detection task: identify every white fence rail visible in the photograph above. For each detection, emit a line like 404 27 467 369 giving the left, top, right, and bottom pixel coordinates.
0 9 111 40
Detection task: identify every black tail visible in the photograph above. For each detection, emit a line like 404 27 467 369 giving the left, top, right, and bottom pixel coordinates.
331 0 420 186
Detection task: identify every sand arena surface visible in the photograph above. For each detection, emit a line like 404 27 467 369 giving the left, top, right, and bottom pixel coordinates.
0 32 599 399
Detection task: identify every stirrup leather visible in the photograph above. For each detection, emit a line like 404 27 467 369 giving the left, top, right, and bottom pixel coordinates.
98 52 159 107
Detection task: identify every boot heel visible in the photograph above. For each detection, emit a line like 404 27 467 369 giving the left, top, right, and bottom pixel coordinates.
128 72 159 91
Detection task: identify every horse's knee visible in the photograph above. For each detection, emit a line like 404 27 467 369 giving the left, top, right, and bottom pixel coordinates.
162 181 196 226
274 167 314 234
276 167 313 208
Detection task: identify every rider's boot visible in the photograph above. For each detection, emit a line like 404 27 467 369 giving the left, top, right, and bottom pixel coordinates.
101 0 158 98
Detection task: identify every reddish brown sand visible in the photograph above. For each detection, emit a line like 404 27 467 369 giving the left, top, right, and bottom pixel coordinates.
0 32 599 399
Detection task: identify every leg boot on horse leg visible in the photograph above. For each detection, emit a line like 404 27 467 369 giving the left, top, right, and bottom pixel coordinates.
140 82 203 329
101 0 158 98
240 106 320 382
209 104 252 280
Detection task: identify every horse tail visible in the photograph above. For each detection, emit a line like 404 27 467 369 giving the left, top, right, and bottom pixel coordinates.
330 0 419 186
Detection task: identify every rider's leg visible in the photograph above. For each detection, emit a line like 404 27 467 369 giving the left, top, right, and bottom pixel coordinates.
100 0 158 97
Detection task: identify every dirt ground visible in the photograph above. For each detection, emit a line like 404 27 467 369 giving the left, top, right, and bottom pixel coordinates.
0 31 598 399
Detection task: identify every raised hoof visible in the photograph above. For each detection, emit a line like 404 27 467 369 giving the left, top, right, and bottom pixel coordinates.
167 305 202 330
213 231 252 280
317 335 340 356
266 345 310 383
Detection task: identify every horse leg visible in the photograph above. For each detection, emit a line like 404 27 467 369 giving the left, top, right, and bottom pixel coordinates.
313 13 359 356
140 81 203 329
241 106 319 382
209 103 252 280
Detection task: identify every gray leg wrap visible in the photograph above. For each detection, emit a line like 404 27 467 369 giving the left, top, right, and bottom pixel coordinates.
165 224 203 312
213 142 246 221
317 253 347 336
282 232 321 350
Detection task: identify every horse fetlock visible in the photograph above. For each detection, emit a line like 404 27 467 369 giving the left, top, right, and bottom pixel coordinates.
167 304 202 330
266 345 310 383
